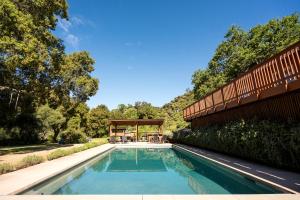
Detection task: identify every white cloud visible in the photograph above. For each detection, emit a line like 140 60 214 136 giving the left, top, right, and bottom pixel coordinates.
58 18 72 32
65 34 79 48
57 16 94 49
71 16 84 26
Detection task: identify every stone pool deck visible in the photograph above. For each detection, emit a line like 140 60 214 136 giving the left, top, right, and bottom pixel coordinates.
0 143 115 195
0 142 299 200
0 194 300 200
174 144 300 193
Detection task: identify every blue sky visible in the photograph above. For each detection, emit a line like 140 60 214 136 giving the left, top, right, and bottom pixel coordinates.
56 0 299 110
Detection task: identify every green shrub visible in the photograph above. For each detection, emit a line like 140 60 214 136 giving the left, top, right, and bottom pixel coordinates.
171 119 300 171
0 163 14 174
17 155 44 169
58 129 88 144
47 138 108 160
72 146 85 153
0 138 109 175
84 142 97 149
47 149 70 160
46 131 56 143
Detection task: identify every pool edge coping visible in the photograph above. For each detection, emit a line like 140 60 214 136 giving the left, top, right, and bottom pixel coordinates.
0 144 116 195
0 143 298 198
172 144 298 194
1 143 172 195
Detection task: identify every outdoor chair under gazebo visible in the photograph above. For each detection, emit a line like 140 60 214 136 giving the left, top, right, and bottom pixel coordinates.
108 119 164 143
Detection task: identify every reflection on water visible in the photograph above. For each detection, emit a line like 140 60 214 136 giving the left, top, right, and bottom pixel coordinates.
23 148 281 195
107 148 167 172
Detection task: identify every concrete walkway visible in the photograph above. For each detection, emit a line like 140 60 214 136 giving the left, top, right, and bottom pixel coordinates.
175 144 300 193
0 143 115 195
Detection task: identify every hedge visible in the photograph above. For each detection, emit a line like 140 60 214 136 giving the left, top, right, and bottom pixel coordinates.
171 119 300 171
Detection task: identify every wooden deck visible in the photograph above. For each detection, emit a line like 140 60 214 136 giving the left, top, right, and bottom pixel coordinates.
183 41 300 127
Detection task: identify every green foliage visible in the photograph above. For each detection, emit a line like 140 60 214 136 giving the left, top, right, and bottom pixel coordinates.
192 14 300 99
36 104 66 142
192 70 226 99
0 0 98 145
17 155 44 168
108 102 163 133
58 129 88 144
135 102 162 119
60 51 99 102
171 119 300 171
161 90 195 133
0 113 42 145
87 105 110 137
123 107 138 119
0 139 108 174
0 128 10 141
66 116 81 130
0 163 14 175
47 149 70 160
47 139 108 160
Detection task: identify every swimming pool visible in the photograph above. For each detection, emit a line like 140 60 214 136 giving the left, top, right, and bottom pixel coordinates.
23 147 283 194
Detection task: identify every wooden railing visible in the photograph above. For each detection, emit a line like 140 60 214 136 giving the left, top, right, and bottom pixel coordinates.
183 41 300 121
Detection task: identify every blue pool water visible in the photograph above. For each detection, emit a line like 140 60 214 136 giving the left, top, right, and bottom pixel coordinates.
24 147 282 194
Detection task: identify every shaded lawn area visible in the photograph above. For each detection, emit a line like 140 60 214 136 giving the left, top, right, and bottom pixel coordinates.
0 138 108 156
0 143 74 156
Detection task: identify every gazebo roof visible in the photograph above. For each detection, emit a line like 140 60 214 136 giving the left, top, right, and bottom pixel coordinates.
108 119 164 126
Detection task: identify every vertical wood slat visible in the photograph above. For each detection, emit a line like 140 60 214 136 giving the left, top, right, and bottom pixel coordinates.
191 90 300 128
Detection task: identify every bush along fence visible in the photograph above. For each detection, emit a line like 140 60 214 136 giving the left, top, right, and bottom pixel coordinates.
171 119 300 171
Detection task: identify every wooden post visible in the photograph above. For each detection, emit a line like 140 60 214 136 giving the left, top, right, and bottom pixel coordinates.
159 125 162 135
109 124 112 137
159 124 163 143
233 80 239 103
221 88 225 105
136 123 138 142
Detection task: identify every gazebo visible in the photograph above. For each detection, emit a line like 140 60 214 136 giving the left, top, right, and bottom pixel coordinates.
108 119 164 142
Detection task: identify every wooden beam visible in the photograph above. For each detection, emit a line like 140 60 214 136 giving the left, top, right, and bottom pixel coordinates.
109 124 112 136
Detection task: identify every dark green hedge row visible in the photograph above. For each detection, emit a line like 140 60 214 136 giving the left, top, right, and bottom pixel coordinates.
171 119 300 171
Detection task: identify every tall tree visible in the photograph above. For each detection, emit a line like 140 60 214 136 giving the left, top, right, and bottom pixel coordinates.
36 104 66 142
87 105 110 137
0 0 98 144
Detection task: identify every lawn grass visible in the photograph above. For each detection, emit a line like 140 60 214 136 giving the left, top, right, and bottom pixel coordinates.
0 138 108 156
0 144 73 155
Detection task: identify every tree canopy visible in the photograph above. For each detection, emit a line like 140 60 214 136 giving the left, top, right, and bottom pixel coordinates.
1 2 299 145
192 14 300 99
0 0 98 144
